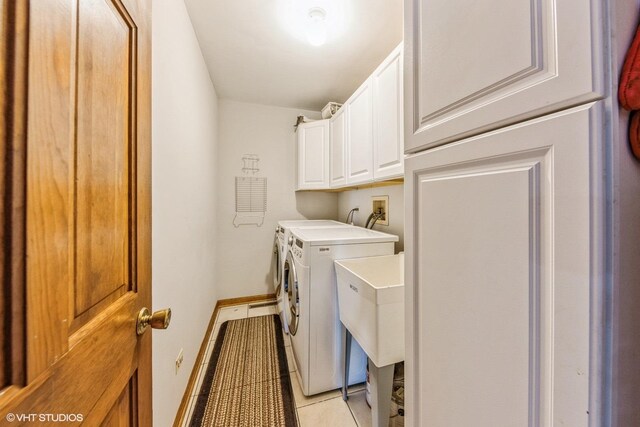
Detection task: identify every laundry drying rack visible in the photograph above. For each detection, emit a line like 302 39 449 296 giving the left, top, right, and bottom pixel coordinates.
233 155 266 227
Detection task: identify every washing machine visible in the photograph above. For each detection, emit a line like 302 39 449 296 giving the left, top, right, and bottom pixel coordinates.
284 226 398 396
273 220 350 334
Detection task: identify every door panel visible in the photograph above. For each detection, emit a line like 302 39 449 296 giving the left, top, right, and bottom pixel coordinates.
404 0 604 152
302 127 325 183
25 0 74 382
1 295 141 418
418 165 537 426
297 120 329 190
420 0 533 115
74 0 135 327
329 108 346 188
101 382 134 427
373 45 403 179
405 103 600 426
346 79 373 184
0 0 152 424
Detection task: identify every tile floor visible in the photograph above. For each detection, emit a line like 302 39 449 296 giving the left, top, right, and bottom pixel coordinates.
182 302 386 427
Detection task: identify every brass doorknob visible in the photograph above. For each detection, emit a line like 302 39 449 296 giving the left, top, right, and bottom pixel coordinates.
136 307 171 335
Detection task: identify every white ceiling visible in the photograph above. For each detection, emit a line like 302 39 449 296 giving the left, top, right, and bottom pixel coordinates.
183 0 403 111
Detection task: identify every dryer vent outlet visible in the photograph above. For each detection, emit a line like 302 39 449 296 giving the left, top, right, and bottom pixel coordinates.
371 196 389 226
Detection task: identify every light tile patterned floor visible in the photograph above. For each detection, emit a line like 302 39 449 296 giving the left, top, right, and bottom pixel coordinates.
182 303 377 427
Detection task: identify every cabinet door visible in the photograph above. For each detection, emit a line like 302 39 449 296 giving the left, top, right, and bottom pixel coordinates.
329 107 346 188
297 120 329 190
405 102 604 427
346 78 374 185
373 44 404 180
404 0 605 153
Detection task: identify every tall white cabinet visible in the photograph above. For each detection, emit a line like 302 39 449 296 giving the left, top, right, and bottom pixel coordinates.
404 0 612 426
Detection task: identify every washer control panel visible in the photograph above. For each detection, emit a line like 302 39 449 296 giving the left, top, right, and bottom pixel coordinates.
291 238 304 260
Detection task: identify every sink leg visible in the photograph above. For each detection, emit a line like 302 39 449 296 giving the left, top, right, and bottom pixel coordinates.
342 325 352 401
369 360 394 427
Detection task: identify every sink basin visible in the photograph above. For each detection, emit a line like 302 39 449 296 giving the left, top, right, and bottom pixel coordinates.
335 253 404 367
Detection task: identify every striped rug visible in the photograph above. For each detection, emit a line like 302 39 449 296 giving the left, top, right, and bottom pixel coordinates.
189 315 298 427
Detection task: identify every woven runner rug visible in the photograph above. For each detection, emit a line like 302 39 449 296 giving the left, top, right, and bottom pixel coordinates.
189 314 298 427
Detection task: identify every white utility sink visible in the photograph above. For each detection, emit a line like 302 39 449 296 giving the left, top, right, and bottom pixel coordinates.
335 253 404 368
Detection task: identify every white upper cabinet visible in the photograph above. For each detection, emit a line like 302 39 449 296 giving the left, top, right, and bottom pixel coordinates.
329 106 346 188
373 44 404 179
297 45 404 190
404 0 605 152
346 78 374 185
297 120 329 190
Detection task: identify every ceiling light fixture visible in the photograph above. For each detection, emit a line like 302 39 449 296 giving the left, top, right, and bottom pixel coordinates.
277 0 348 47
306 7 327 46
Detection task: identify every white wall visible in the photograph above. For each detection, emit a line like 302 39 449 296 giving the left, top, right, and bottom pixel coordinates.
216 100 339 299
152 1 219 425
337 184 404 252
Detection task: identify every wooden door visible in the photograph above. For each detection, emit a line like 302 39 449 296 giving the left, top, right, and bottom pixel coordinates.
329 107 346 188
1 0 152 424
404 0 605 152
346 78 373 185
297 120 330 190
404 102 605 426
373 43 403 180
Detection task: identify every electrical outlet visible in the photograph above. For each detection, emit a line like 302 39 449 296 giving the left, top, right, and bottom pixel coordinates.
175 348 184 374
371 196 389 226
